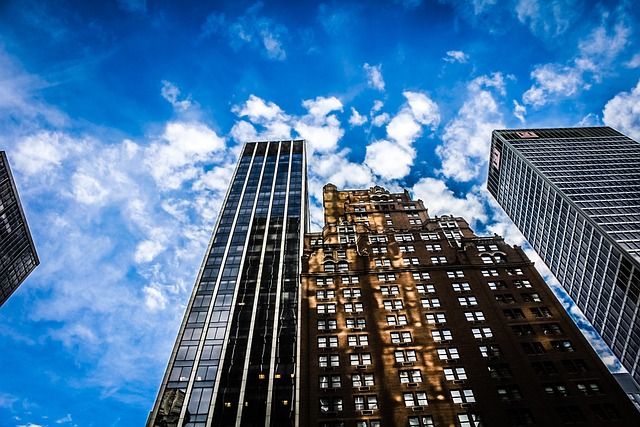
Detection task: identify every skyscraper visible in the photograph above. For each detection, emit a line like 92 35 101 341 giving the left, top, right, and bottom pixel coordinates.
487 127 640 385
300 184 638 426
148 140 308 427
0 151 39 307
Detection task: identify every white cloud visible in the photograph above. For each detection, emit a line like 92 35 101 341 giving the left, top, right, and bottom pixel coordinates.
294 96 344 154
411 178 487 227
13 131 85 177
443 50 468 63
365 139 414 179
513 99 526 123
146 122 226 190
624 53 640 69
515 0 578 39
142 286 168 311
72 173 110 205
372 113 390 127
371 100 384 113
233 94 286 123
603 80 640 140
386 111 422 146
364 63 385 91
161 81 192 111
404 91 440 126
348 107 367 126
437 75 504 181
522 63 582 107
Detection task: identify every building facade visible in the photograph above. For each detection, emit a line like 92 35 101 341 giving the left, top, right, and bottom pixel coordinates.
300 184 638 426
148 140 308 427
0 151 39 306
487 127 640 385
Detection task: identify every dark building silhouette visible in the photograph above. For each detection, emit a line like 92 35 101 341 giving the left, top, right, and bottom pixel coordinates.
487 127 640 385
0 151 39 306
300 184 638 426
148 140 308 427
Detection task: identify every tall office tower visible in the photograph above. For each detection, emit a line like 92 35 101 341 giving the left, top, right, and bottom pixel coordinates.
487 127 640 385
148 140 308 427
0 151 39 307
300 184 638 426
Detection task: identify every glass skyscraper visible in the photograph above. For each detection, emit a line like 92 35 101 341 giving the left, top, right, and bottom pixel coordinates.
487 127 640 385
148 140 308 427
0 151 39 307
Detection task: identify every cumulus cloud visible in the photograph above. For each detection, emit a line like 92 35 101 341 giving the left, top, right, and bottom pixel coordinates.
365 140 415 179
13 131 85 177
294 96 344 154
372 113 390 127
161 81 192 111
443 50 468 63
603 80 640 140
411 178 487 227
522 64 582 107
348 107 367 126
437 74 505 181
364 63 385 91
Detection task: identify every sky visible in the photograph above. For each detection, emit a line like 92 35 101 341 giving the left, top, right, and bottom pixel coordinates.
0 0 639 425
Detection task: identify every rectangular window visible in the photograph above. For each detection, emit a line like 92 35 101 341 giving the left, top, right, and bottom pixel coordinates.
383 300 404 310
317 319 337 330
425 244 442 251
348 334 369 347
447 270 465 278
343 288 362 298
452 282 471 292
319 354 340 367
319 374 342 389
316 277 334 286
377 273 396 282
506 268 524 275
390 331 412 343
551 340 574 352
317 303 337 314
437 347 459 360
487 363 513 379
403 257 420 265
394 349 418 362
350 353 372 366
351 373 375 387
416 283 435 294
522 293 542 303
354 395 378 410
495 294 516 304
403 391 428 407
380 285 400 296
316 289 336 299
432 329 453 341
420 232 440 241
430 256 447 265
396 234 414 242
342 275 360 284
479 344 502 357
530 307 553 318
371 246 388 254
346 317 366 329
481 269 499 277
503 308 525 319
386 314 408 326
458 414 482 427
464 311 485 322
514 279 532 288
375 258 391 267
399 369 423 383
487 280 506 290
425 312 447 324
399 245 415 252
421 298 441 309
443 367 467 380
458 296 478 306
451 389 475 403
412 272 431 280
471 327 493 339
318 336 339 348
319 397 343 413
369 235 388 243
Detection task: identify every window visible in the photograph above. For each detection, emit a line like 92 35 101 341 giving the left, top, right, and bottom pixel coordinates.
447 270 465 278
409 416 435 427
342 275 360 284
324 263 335 272
319 375 342 389
430 256 447 265
345 302 364 313
541 323 563 335
387 314 408 326
457 413 482 427
512 325 535 336
503 308 525 319
551 340 574 352
412 272 431 280
384 300 404 310
451 389 475 403
544 383 569 396
590 403 621 421
425 312 447 324
378 273 396 282
532 361 557 375
350 353 372 366
530 307 553 318
437 347 460 360
471 327 493 339
396 234 414 242
408 219 421 225
348 335 369 347
394 349 418 363
458 296 478 306
399 369 423 383
317 289 336 299
420 232 440 241
346 317 366 329
369 235 387 243
318 336 339 348
403 391 428 407
337 261 349 272
479 344 502 357
521 342 546 355
522 293 541 303
317 303 337 314
513 279 532 288
507 408 535 425
425 244 442 251
351 373 375 387
506 268 523 275
576 381 602 395
421 298 441 309
319 354 340 367
375 258 391 267
443 367 467 380
487 280 506 290
440 220 457 229
337 250 346 259
464 311 485 322
498 385 523 401
354 395 378 410
371 246 388 254
318 319 337 330
562 359 589 373
432 329 453 341
481 269 499 277
452 282 471 292
386 220 393 226
487 363 512 379
399 245 415 252
481 254 494 264
403 257 420 265
555 406 585 423
416 283 435 294
390 331 412 343
495 294 515 304
477 244 498 251
319 397 343 413
381 285 400 296
316 277 334 286
343 288 362 298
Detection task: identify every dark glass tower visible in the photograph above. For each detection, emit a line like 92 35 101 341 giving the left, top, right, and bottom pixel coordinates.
148 140 308 427
300 184 639 426
0 151 39 306
487 127 640 385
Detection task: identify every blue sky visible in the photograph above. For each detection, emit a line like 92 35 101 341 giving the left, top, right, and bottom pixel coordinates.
0 0 639 425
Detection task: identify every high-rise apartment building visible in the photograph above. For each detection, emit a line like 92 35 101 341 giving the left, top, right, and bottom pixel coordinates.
0 151 39 306
487 127 640 385
148 140 308 427
300 184 638 426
